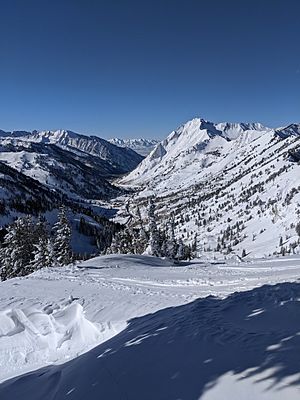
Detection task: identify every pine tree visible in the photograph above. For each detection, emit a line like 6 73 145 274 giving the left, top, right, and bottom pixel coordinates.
147 198 161 256
296 222 300 237
0 216 36 280
279 236 283 247
119 227 134 254
176 238 184 261
136 207 148 253
109 235 119 254
166 219 177 259
31 237 55 270
53 206 72 266
192 233 198 256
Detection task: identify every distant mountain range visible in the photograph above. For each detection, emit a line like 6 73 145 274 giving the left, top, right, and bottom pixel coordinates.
0 129 144 254
3 120 300 258
0 129 143 200
109 138 159 156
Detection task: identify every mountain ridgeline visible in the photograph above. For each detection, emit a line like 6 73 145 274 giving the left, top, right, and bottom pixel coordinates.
108 138 159 156
121 118 300 258
0 129 143 256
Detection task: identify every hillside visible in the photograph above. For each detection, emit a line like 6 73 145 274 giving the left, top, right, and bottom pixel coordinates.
120 118 300 257
0 140 120 200
0 129 143 174
0 129 143 256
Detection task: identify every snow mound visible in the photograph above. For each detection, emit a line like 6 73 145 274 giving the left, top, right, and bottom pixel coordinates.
0 302 101 382
79 253 175 269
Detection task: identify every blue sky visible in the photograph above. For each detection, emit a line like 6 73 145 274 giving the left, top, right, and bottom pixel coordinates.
0 0 299 139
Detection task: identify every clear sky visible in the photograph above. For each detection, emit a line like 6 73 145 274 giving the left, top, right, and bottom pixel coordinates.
0 0 299 139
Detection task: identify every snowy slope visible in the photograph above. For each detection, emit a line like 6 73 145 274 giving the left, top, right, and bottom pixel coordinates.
0 140 121 200
109 138 159 156
122 118 273 185
0 129 143 174
120 118 300 257
1 254 300 399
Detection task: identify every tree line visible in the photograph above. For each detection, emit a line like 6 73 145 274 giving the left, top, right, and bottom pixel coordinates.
107 198 196 261
0 206 72 281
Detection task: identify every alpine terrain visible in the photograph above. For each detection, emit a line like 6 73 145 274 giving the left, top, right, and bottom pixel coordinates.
1 118 300 400
121 118 300 258
109 137 159 156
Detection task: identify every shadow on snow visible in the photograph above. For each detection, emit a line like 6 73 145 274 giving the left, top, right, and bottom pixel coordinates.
1 281 300 399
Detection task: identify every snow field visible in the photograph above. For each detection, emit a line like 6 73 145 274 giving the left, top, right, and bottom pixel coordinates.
1 253 300 391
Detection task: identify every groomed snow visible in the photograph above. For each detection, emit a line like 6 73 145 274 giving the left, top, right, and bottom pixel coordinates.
1 254 300 399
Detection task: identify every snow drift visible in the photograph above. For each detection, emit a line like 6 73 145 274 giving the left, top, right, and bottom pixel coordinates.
1 281 300 399
0 301 101 382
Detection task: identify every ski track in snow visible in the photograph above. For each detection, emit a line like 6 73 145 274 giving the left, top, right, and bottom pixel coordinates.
1 254 300 399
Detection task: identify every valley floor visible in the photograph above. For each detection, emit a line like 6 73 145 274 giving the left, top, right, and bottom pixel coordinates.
1 254 300 399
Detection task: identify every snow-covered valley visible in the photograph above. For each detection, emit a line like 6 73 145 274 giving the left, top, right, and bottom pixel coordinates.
1 118 300 399
1 254 300 399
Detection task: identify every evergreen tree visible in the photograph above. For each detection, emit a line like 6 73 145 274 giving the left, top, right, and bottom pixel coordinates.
176 238 184 261
136 207 148 253
31 237 55 270
53 206 72 265
119 227 134 254
0 216 36 280
192 233 198 256
165 219 177 259
109 235 119 254
296 222 300 237
147 198 161 256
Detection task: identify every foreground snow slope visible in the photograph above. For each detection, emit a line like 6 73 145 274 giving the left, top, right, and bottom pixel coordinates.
1 254 300 399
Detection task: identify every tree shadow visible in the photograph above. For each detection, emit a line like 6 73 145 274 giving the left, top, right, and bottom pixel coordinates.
1 282 300 399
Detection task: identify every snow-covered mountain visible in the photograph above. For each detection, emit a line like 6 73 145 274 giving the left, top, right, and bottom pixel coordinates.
121 118 300 257
0 129 143 174
0 129 142 255
0 139 122 200
109 137 159 156
123 118 274 186
0 128 144 205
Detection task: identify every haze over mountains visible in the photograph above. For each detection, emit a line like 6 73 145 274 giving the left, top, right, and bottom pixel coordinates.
109 137 159 156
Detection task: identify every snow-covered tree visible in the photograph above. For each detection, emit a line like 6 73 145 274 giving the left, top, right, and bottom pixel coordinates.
165 219 177 259
192 233 198 256
118 227 134 254
0 216 36 280
53 206 72 266
135 207 148 253
109 235 119 254
176 238 185 261
31 237 55 270
147 198 161 256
